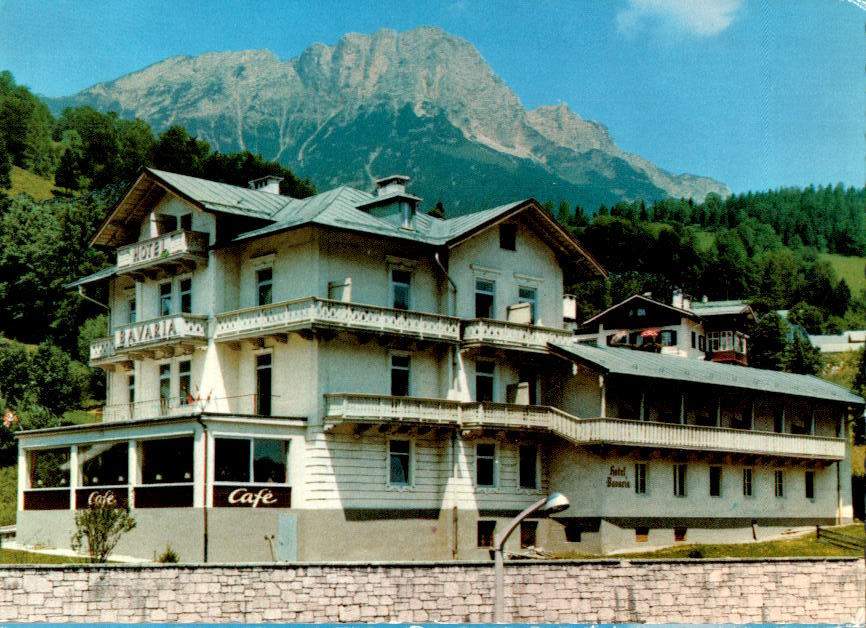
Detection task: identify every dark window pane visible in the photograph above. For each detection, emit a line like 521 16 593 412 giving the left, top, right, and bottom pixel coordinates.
215 438 250 483
30 448 69 488
476 443 495 486
710 466 721 497
253 439 287 483
179 360 191 405
160 283 172 316
141 438 193 484
389 440 410 485
159 364 171 402
475 280 495 318
499 224 516 250
391 270 411 310
477 520 496 547
519 444 537 489
391 355 410 396
520 521 537 548
257 354 272 416
179 214 192 231
81 442 128 486
180 278 192 313
257 268 273 306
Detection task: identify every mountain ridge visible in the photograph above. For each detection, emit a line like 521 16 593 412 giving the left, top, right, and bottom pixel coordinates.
46 26 729 212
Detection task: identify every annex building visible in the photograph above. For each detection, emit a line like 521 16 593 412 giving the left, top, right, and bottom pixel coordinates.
15 169 863 561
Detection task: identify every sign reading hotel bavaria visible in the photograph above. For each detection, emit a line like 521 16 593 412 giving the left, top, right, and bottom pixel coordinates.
213 486 292 508
606 465 630 488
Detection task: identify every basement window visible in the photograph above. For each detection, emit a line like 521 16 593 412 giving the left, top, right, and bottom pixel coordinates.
635 527 649 542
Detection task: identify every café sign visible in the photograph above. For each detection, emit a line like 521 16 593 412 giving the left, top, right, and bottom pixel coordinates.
75 487 129 509
213 485 291 508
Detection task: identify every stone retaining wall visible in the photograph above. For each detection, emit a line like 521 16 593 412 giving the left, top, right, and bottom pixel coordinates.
0 558 861 623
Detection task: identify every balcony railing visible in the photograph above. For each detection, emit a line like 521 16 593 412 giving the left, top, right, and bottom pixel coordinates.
116 229 208 274
323 394 845 460
89 337 117 364
548 415 846 460
461 318 573 351
101 398 200 422
112 314 209 353
214 297 461 343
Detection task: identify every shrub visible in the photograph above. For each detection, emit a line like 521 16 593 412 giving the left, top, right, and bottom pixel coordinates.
157 545 179 563
70 502 136 563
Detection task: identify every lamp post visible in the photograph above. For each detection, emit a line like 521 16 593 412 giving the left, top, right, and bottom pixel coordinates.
493 492 570 623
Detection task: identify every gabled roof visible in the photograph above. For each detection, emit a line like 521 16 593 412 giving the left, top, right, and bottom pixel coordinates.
584 294 700 327
89 168 606 278
550 342 864 406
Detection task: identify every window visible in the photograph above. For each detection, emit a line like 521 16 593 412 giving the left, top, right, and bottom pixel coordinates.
518 286 537 324
256 354 272 416
709 466 722 497
774 469 784 497
774 407 784 433
215 438 288 484
519 444 538 489
400 201 414 229
128 296 137 324
698 335 706 352
128 375 135 406
743 468 753 497
390 354 410 397
476 361 495 402
708 331 734 352
80 442 128 486
476 443 496 487
179 213 192 231
659 330 678 347
475 279 495 318
520 521 537 548
635 463 647 495
159 282 172 316
256 268 273 306
805 470 814 500
674 527 687 542
179 277 192 314
477 520 496 547
159 364 171 405
499 224 516 250
30 448 70 488
635 527 649 542
178 360 191 406
691 331 696 349
673 463 687 497
141 437 193 484
389 439 412 486
564 526 582 542
391 269 411 310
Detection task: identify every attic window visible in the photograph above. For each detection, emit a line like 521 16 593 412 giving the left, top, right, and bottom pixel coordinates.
499 224 517 250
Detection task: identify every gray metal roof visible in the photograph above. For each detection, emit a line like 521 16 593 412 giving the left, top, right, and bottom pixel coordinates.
690 300 754 317
64 265 117 289
150 168 288 219
550 342 864 405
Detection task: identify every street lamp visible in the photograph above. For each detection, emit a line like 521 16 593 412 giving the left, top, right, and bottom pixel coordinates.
493 492 570 623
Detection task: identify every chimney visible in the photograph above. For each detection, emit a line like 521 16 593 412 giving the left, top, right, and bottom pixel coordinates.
671 289 683 309
249 176 283 195
375 175 410 197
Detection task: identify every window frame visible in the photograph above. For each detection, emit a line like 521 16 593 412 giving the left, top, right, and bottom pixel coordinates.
743 467 753 497
475 360 495 403
389 268 412 311
475 441 498 488
709 465 722 497
805 470 815 500
774 469 785 497
389 352 411 397
519 520 538 549
387 438 414 488
256 352 273 416
159 281 173 317
519 443 540 490
474 278 496 319
256 267 273 307
158 363 171 405
635 462 647 495
213 436 290 486
518 286 537 324
499 224 517 251
178 276 192 314
178 359 192 406
673 463 687 497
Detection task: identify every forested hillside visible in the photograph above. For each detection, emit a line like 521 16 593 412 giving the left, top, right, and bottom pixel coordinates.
0 68 864 456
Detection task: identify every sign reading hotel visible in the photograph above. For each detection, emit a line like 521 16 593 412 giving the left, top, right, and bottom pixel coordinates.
606 465 630 488
213 486 292 508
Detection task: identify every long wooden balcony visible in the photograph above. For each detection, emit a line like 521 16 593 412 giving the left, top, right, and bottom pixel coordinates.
549 415 846 461
323 394 846 460
116 229 208 277
461 318 573 352
110 314 208 358
214 297 461 345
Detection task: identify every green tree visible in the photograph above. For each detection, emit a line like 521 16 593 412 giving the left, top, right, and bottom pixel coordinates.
747 311 788 371
55 147 82 192
783 333 822 375
787 302 826 334
556 200 570 225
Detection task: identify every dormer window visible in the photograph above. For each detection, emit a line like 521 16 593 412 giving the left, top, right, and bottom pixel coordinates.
400 201 414 230
499 224 517 250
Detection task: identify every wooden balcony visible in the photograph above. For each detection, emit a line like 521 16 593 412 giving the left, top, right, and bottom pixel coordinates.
548 415 846 461
116 230 208 278
323 394 846 460
109 314 209 359
461 318 573 352
214 297 461 345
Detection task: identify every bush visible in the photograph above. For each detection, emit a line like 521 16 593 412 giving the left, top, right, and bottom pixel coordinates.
157 545 179 563
70 502 136 563
687 548 704 559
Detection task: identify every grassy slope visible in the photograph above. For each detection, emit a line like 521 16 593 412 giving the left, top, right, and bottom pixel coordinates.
8 166 54 201
0 465 15 527
821 252 866 296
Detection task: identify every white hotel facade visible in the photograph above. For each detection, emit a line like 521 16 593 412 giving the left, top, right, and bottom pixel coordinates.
16 169 863 562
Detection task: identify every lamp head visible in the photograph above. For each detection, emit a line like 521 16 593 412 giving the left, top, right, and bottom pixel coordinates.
543 492 570 514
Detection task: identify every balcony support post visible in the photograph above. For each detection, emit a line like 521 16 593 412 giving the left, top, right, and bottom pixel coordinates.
599 375 606 418
68 445 79 511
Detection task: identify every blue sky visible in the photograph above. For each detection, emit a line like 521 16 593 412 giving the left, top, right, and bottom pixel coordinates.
0 0 862 194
